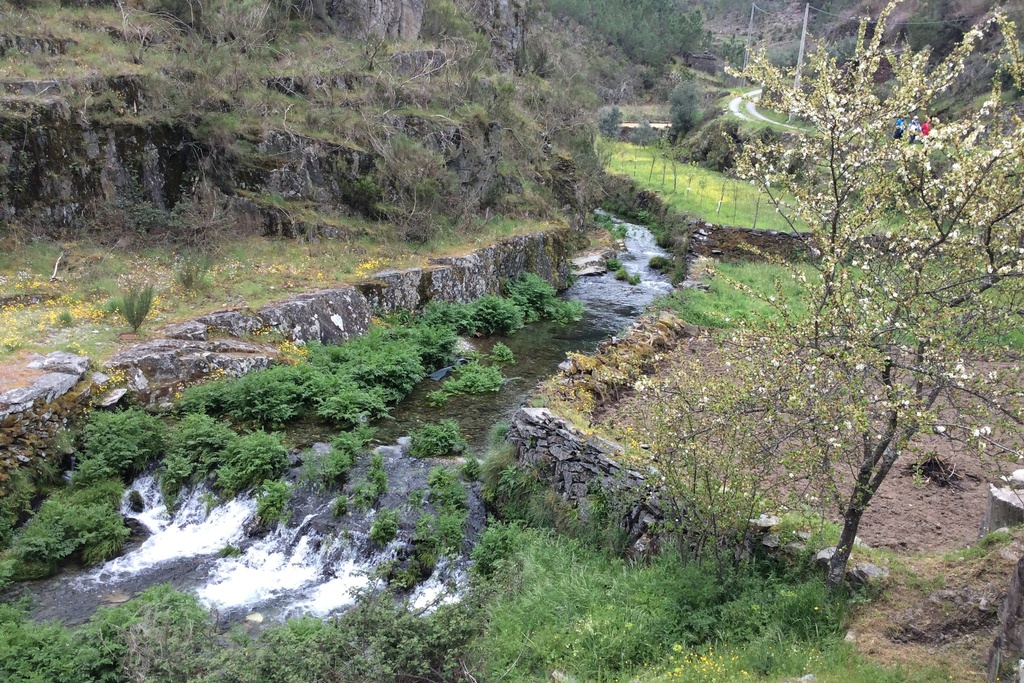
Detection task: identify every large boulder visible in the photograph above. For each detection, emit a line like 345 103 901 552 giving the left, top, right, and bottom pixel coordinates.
104 338 278 406
257 287 372 344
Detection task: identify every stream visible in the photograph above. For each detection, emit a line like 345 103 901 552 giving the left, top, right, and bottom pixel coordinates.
18 219 674 626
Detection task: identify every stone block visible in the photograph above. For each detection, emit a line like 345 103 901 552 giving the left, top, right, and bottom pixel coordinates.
27 351 90 377
164 320 209 341
983 485 1024 535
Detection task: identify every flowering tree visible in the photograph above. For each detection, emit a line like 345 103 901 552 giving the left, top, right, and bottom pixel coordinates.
734 3 1024 587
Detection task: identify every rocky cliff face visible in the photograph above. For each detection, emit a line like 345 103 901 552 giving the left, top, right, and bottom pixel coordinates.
0 98 515 237
326 0 425 39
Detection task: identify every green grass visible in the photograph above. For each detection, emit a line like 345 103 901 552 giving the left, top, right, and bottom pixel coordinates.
473 525 952 683
605 142 802 232
658 261 812 328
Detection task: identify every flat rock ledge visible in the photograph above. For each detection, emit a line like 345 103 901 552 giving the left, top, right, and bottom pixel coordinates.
0 351 100 474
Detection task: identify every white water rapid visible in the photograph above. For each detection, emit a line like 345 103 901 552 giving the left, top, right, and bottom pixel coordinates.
76 474 386 620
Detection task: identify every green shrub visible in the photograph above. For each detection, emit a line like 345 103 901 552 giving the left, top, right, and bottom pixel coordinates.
115 283 155 334
311 375 390 427
162 413 240 505
370 509 400 545
175 251 213 292
441 361 503 395
426 466 468 554
648 255 673 272
353 453 389 510
468 295 524 336
405 323 458 371
301 428 372 490
220 364 314 429
471 522 524 579
176 380 227 416
605 257 623 270
599 106 623 138
255 480 292 525
75 408 165 485
209 591 479 681
218 543 243 558
419 299 475 334
0 603 90 682
410 420 467 458
505 273 582 326
428 466 468 511
434 510 465 553
308 328 425 401
216 430 289 496
489 342 515 365
332 496 348 516
0 468 40 551
9 480 129 578
461 457 482 482
367 453 388 498
669 78 705 140
615 267 641 285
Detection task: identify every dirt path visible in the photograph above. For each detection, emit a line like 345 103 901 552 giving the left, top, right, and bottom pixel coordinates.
726 88 802 131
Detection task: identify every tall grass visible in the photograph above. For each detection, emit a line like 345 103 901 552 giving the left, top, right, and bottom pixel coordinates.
660 261 812 328
473 526 949 683
605 142 804 233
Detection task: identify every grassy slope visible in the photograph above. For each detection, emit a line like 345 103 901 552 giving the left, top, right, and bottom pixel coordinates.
0 217 558 361
603 141 802 232
473 522 980 682
0 0 608 363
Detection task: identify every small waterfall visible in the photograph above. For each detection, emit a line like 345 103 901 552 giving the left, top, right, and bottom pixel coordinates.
86 479 257 583
409 558 465 613
26 220 674 626
71 473 406 620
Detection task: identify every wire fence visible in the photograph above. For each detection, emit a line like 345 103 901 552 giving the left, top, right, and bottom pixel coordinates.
608 146 803 233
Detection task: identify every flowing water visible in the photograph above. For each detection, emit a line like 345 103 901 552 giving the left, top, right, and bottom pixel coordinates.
19 220 673 626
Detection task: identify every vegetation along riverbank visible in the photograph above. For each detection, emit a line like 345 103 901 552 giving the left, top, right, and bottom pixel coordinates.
5 0 1024 680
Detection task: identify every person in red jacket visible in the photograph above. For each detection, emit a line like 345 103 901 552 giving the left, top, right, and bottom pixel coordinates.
922 117 932 137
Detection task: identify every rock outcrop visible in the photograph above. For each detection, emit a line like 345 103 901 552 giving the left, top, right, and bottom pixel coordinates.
0 352 99 477
104 338 279 407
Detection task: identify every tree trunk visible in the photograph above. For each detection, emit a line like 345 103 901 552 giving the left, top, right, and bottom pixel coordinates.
826 505 865 589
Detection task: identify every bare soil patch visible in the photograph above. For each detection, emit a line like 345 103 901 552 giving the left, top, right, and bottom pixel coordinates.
576 330 995 554
0 350 45 392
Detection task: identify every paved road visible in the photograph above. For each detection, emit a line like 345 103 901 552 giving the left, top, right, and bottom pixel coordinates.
727 89 802 130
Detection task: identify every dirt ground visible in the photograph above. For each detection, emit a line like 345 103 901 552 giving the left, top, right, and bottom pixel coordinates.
561 328 1020 680
856 439 988 553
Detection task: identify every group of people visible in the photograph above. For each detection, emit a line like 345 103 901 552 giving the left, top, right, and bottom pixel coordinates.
894 115 932 143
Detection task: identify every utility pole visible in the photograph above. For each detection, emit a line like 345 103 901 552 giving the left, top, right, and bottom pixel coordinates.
742 2 756 87
794 3 810 93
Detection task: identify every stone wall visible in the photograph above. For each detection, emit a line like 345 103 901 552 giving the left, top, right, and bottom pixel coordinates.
505 407 663 549
0 352 103 478
688 221 810 261
0 230 572 435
